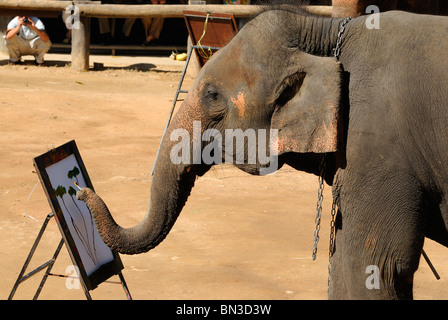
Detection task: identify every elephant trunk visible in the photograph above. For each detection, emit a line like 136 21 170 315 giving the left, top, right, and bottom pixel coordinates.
76 111 207 254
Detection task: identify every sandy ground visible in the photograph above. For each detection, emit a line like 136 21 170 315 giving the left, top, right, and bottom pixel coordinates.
0 51 447 300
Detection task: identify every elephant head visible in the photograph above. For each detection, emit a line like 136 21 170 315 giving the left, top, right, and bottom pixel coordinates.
77 7 345 254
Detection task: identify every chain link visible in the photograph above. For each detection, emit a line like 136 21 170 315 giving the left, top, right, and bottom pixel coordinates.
327 201 337 291
312 159 338 259
311 17 350 292
333 17 352 61
328 202 337 258
312 156 325 260
326 16 350 292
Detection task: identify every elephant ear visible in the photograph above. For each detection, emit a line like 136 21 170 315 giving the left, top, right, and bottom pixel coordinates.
271 52 343 154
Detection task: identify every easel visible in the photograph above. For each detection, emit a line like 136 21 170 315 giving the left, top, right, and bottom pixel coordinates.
9 140 132 300
8 212 132 300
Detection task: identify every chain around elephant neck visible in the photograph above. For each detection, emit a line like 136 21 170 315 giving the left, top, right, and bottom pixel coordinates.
311 16 351 260
333 17 352 61
311 155 338 293
312 156 326 261
311 155 337 258
311 16 351 291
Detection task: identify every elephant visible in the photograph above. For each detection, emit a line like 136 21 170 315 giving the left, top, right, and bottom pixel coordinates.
331 0 447 18
77 5 448 299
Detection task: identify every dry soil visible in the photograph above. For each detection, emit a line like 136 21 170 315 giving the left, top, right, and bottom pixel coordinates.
1 52 447 300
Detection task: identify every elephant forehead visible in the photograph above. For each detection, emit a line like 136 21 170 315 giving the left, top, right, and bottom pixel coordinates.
202 36 260 87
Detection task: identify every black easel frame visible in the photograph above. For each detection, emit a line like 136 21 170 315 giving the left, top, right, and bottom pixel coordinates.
9 140 133 300
8 211 132 300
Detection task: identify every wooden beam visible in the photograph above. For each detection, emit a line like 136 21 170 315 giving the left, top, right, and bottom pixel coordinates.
78 4 332 18
79 4 256 18
0 9 60 18
0 0 72 12
0 1 332 18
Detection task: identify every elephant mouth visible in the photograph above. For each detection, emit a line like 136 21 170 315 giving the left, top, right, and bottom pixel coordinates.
184 163 211 177
234 161 282 176
170 120 280 175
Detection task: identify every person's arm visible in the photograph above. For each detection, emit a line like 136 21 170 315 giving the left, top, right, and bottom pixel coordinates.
28 18 50 42
5 17 23 40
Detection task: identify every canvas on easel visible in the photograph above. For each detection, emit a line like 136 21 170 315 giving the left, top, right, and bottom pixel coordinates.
32 140 126 293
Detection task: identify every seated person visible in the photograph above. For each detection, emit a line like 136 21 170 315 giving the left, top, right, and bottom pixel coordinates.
5 16 51 66
122 0 167 46
123 15 164 46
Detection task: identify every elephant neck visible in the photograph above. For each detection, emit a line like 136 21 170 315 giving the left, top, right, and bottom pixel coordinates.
296 14 350 58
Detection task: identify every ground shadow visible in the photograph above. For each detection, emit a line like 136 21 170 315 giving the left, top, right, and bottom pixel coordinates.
0 59 71 67
92 63 157 72
0 59 162 72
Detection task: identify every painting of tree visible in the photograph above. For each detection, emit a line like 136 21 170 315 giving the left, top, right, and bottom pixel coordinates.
54 181 98 265
44 153 114 276
34 141 124 292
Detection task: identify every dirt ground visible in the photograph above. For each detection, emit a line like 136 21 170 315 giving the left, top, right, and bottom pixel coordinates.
0 51 447 300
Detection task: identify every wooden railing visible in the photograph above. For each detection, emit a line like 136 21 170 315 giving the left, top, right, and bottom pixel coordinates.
0 0 333 70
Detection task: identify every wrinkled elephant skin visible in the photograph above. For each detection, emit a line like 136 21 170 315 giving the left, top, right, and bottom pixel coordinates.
78 7 448 299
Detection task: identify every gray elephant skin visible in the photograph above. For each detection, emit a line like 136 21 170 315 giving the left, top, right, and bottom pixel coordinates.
77 6 448 299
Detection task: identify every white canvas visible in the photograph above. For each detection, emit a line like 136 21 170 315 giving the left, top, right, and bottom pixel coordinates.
45 154 114 276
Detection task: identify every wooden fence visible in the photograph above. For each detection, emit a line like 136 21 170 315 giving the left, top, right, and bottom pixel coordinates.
0 0 332 70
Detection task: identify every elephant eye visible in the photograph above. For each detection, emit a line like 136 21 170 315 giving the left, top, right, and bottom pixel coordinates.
203 85 226 120
205 86 220 102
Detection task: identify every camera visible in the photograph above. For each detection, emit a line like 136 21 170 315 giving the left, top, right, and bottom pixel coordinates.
23 18 30 24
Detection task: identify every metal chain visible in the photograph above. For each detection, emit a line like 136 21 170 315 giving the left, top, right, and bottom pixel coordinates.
326 16 350 292
312 158 338 257
312 156 326 261
333 17 352 61
328 202 337 258
327 201 337 291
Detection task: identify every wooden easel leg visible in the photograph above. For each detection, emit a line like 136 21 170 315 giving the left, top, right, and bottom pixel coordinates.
33 238 65 300
8 213 53 300
118 272 132 300
33 237 93 300
9 208 129 300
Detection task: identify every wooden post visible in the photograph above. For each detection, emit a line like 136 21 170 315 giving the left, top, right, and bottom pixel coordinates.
71 15 90 71
0 16 13 55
